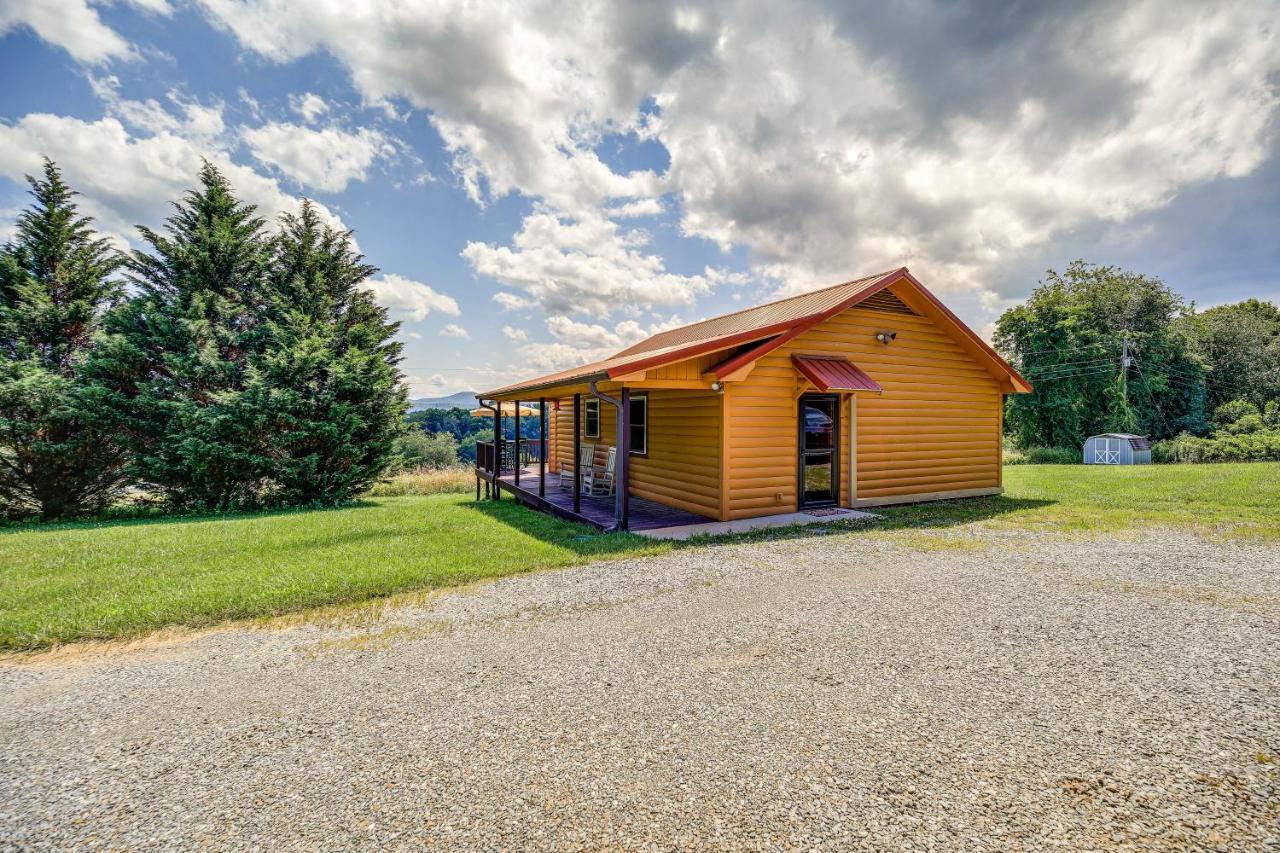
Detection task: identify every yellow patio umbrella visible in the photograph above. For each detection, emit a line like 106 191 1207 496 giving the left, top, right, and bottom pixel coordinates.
470 403 538 417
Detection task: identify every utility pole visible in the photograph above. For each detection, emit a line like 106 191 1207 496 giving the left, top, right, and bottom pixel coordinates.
1120 337 1134 410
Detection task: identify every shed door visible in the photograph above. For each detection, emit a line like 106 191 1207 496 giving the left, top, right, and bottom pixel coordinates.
1093 438 1121 464
798 394 839 507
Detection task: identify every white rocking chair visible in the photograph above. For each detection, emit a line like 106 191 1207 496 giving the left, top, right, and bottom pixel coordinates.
583 446 617 496
559 443 595 490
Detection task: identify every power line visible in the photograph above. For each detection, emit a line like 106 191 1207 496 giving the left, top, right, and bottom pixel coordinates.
1024 363 1116 379
1020 359 1117 377
1003 339 1120 362
1131 358 1174 437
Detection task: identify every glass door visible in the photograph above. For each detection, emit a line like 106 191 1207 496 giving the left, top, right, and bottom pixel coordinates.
798 394 839 507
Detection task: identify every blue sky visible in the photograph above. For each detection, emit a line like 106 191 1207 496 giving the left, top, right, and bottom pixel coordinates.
2 1 1277 397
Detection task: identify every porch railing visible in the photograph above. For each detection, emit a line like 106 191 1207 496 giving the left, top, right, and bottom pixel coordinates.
476 439 499 475
476 439 543 475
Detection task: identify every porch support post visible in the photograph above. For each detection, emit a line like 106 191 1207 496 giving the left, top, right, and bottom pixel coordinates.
478 398 499 502
493 398 501 500
539 397 547 497
573 393 582 514
589 380 629 532
619 387 630 531
513 400 521 487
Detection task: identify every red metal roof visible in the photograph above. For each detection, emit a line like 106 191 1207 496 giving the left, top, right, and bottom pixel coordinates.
481 271 898 397
613 271 894 357
478 267 1031 398
791 355 882 393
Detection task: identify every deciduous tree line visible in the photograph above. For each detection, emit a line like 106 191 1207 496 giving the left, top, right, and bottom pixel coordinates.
995 261 1280 454
0 160 406 521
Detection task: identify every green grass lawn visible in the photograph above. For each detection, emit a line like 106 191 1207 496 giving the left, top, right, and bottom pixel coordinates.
2 462 1277 651
905 462 1280 539
0 496 670 651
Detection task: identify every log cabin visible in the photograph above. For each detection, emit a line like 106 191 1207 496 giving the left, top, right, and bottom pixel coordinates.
474 267 1031 533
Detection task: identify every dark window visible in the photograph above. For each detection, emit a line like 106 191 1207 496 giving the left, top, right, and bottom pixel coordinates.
629 395 647 455
584 399 600 438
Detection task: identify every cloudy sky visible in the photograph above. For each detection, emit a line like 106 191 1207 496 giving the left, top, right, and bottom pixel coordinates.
2 0 1277 397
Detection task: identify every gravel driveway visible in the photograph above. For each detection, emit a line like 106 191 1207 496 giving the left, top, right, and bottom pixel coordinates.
2 528 1278 850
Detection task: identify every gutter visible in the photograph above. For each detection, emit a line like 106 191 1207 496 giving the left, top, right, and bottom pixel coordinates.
588 379 629 533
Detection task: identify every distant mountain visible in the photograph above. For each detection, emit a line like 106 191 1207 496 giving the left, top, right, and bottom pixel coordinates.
408 390 477 412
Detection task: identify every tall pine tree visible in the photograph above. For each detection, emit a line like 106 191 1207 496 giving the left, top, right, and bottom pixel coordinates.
0 159 126 520
246 200 407 504
93 162 274 510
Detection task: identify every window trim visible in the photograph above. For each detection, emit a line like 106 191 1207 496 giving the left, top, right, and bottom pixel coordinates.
583 399 600 439
628 393 648 456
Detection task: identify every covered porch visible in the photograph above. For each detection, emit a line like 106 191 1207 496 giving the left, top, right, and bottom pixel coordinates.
473 380 719 533
483 462 709 532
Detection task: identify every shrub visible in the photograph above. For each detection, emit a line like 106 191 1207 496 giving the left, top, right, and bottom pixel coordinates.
1213 399 1260 430
1003 445 1079 465
1026 446 1080 465
1002 446 1028 465
393 431 459 471
1153 430 1280 463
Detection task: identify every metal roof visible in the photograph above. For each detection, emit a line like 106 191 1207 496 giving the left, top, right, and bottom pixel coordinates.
791 355 883 393
614 271 894 357
480 271 898 398
478 267 1032 398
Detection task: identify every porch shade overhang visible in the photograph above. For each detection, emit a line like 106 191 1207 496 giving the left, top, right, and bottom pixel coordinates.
791 355 882 393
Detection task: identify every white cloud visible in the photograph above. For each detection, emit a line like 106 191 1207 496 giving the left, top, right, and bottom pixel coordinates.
510 314 677 373
125 0 172 15
501 326 527 343
237 87 262 119
404 372 450 397
198 0 1280 316
0 108 345 249
243 122 394 193
607 198 663 218
440 323 469 338
0 0 134 63
289 92 329 124
463 211 719 316
492 292 533 312
197 0 665 221
655 1 1280 302
362 274 459 321
545 316 631 350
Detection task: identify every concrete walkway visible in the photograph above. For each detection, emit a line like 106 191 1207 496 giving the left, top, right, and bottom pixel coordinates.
635 506 877 539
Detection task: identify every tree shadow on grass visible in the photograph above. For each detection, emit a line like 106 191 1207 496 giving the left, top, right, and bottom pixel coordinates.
0 497 388 536
467 498 672 559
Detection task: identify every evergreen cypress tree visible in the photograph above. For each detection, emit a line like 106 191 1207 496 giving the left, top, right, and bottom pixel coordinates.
247 200 407 504
94 162 273 510
0 159 127 520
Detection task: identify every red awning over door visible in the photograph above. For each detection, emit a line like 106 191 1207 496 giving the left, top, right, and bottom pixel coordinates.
791 355 882 393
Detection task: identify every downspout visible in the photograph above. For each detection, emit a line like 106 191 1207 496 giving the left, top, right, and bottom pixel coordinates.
477 398 500 500
588 380 629 532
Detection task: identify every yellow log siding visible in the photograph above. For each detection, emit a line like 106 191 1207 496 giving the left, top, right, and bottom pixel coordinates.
550 390 721 519
725 294 1003 518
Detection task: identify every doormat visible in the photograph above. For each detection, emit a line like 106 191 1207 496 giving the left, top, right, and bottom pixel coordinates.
804 508 849 517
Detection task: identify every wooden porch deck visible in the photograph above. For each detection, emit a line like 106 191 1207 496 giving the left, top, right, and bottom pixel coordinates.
489 465 711 532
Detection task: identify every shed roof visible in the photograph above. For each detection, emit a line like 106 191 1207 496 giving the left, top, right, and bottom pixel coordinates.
478 267 1031 398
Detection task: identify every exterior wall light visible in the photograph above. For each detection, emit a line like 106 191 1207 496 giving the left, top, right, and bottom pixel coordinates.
710 381 724 392
875 330 897 345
